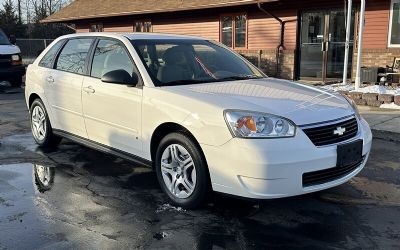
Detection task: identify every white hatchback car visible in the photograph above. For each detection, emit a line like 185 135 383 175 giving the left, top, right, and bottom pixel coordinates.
25 33 372 208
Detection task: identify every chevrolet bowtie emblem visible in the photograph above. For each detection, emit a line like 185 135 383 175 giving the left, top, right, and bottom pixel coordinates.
333 126 346 136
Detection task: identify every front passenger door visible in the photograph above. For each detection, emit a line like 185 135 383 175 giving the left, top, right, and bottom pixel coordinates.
82 39 143 156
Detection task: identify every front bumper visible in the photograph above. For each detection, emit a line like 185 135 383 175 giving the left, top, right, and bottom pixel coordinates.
0 65 25 80
202 117 372 199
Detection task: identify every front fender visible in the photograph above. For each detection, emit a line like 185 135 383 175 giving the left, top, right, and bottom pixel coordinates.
141 87 233 159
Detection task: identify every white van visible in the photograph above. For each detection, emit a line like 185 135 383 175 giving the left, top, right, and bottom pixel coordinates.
0 28 25 87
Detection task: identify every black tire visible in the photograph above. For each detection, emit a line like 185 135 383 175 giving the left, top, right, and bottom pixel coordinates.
10 77 23 88
33 164 55 193
30 99 62 148
155 132 210 209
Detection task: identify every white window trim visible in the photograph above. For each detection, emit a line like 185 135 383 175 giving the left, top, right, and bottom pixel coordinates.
388 0 400 47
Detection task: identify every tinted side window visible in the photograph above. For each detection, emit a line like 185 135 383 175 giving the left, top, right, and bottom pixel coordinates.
56 38 93 74
39 40 64 68
91 39 134 78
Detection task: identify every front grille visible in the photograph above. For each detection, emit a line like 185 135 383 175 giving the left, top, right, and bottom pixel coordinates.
302 117 358 146
302 156 365 187
0 54 11 68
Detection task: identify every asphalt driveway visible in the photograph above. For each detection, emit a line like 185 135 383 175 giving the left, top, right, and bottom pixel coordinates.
0 91 399 249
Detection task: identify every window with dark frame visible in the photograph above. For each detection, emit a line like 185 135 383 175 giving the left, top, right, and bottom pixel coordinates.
220 14 247 48
134 20 152 32
389 0 400 47
90 23 103 32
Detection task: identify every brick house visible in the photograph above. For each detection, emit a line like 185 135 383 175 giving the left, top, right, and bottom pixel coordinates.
42 0 400 82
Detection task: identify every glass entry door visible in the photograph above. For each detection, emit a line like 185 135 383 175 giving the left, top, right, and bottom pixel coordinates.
299 10 355 81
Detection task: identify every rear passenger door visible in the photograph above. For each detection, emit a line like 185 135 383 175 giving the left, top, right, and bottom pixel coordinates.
82 38 143 156
45 38 94 138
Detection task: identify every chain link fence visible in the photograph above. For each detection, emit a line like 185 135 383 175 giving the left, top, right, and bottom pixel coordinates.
16 39 54 65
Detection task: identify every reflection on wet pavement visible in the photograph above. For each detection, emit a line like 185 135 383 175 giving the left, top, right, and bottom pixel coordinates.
0 133 399 249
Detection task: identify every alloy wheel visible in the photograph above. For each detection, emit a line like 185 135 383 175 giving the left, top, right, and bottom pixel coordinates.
31 105 47 141
35 165 51 186
160 144 197 199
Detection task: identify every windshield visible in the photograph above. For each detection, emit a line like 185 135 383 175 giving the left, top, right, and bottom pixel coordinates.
131 39 265 86
0 30 11 45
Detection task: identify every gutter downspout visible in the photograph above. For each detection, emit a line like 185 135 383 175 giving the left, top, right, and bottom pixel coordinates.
257 3 285 77
355 0 366 90
342 0 352 84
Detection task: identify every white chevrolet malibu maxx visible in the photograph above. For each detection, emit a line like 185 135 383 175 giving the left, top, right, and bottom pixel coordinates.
25 33 372 208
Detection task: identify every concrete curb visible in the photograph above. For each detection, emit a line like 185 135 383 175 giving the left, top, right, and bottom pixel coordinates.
371 129 400 142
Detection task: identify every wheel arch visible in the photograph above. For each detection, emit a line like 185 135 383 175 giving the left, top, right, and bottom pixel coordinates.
150 122 208 168
28 93 42 108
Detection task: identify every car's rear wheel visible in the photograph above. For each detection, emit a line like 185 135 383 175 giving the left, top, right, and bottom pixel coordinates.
30 99 61 147
155 132 210 209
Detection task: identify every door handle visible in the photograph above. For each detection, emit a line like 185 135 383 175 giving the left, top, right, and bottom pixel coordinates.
46 76 54 83
321 42 329 52
83 86 95 94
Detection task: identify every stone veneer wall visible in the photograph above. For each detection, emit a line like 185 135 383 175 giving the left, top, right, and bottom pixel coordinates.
237 49 296 80
352 48 400 82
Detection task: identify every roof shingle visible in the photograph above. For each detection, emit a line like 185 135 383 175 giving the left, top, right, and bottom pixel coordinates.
42 0 277 23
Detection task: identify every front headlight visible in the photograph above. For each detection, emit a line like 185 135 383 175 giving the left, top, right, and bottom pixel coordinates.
11 54 22 66
224 110 296 138
344 95 361 119
11 54 20 61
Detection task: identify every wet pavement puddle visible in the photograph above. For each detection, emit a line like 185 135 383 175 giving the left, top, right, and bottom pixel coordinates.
0 134 399 249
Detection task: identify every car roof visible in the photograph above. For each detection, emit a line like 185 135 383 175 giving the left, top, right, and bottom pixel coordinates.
58 32 206 41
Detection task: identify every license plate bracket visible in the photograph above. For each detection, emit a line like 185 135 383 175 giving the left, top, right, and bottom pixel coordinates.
336 139 363 167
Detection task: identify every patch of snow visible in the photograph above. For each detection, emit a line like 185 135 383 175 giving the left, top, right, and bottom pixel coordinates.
320 83 355 92
380 102 400 110
156 203 185 213
320 83 400 96
351 85 399 95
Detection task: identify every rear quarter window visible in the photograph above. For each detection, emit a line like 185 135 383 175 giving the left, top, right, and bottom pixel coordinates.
39 40 65 68
55 38 93 74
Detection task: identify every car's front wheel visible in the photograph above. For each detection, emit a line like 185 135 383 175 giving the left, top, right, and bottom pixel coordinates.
155 132 210 209
30 99 61 147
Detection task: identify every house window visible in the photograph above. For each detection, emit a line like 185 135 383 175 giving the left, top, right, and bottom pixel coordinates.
135 20 152 32
90 23 103 32
221 14 247 48
389 0 400 47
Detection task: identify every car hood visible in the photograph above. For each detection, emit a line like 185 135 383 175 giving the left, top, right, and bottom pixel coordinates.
168 78 354 126
0 44 21 54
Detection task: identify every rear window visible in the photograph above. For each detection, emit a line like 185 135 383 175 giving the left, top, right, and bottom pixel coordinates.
55 38 93 74
39 40 65 68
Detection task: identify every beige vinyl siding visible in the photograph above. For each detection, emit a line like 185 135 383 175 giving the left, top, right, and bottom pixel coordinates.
103 23 134 32
248 10 298 50
152 16 220 41
363 0 391 48
75 24 89 33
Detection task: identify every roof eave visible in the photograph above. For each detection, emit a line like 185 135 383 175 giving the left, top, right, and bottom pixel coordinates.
41 0 279 23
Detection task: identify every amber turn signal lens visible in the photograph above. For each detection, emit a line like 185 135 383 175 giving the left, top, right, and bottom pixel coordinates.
237 116 257 132
11 60 22 66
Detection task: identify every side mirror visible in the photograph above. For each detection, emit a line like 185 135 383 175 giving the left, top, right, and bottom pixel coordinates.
9 35 16 45
101 70 138 86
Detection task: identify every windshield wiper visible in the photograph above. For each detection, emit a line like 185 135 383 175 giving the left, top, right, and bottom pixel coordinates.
161 79 213 86
216 75 264 82
161 75 264 86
